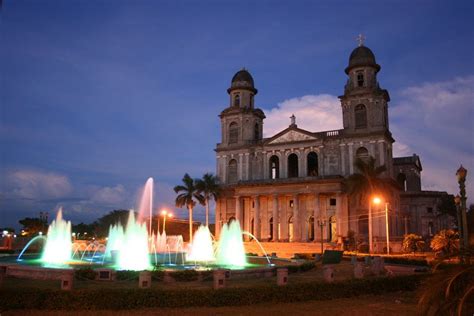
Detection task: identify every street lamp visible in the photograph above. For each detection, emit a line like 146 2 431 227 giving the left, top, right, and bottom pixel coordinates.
373 197 390 255
456 165 469 263
161 210 173 233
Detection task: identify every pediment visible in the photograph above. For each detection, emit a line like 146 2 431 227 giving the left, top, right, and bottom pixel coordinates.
268 129 316 144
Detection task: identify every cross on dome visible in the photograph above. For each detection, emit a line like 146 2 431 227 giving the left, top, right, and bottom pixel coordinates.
356 34 366 47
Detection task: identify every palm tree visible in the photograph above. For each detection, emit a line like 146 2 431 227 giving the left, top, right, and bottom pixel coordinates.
346 156 393 253
195 173 221 227
174 173 204 243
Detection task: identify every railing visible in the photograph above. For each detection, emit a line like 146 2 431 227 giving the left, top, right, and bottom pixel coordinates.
326 130 340 137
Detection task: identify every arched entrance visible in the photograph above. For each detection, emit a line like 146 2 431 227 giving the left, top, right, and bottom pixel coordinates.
287 153 299 178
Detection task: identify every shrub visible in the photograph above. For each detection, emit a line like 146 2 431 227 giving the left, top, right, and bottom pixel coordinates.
74 268 97 280
0 274 426 310
293 253 313 260
430 229 459 257
169 269 199 282
383 257 428 266
115 270 139 281
403 234 425 253
151 270 164 281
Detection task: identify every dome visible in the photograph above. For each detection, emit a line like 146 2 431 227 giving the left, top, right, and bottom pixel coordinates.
345 46 380 74
228 68 258 94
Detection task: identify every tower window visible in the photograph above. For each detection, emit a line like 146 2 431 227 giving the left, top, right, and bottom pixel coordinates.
330 198 337 206
269 155 279 179
357 72 364 87
234 94 240 107
254 123 259 140
397 173 407 191
229 122 238 144
355 104 367 128
228 159 238 183
355 147 369 162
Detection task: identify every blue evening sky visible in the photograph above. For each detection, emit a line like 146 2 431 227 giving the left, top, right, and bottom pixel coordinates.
1 0 473 230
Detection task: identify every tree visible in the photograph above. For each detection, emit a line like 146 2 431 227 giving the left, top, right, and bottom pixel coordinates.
18 217 46 235
346 156 393 252
174 173 204 243
430 229 459 257
436 194 457 221
195 173 221 227
92 210 131 237
403 233 425 254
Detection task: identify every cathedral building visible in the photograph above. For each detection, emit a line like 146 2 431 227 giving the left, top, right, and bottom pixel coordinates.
214 43 451 250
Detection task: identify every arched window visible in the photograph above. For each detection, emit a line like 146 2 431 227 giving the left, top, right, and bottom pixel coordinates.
357 71 364 87
308 216 315 241
234 94 240 106
228 216 236 224
288 153 299 178
254 123 259 140
358 215 369 235
269 217 274 241
355 104 367 128
355 147 369 160
229 122 238 144
397 173 407 191
228 159 238 183
269 155 279 179
307 152 318 176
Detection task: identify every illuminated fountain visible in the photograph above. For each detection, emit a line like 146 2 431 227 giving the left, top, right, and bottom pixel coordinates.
12 178 271 272
187 225 215 263
215 220 247 267
41 209 72 266
115 211 151 270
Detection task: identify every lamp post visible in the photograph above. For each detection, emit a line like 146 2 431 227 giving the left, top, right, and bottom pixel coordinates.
372 197 390 254
456 165 469 263
317 218 326 254
161 210 173 233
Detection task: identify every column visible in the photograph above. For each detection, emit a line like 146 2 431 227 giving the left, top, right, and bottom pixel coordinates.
313 193 320 242
299 150 306 177
263 152 268 179
340 144 346 175
238 154 243 181
244 153 250 180
272 195 279 241
293 194 300 241
320 196 328 241
281 197 289 241
281 152 287 178
254 196 261 239
215 198 221 238
336 194 342 240
235 196 242 228
348 143 354 174
318 148 325 176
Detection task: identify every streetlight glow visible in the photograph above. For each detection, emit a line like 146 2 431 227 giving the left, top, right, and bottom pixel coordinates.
373 197 382 204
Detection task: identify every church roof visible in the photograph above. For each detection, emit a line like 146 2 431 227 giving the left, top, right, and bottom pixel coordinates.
345 45 381 74
227 68 258 94
393 154 423 171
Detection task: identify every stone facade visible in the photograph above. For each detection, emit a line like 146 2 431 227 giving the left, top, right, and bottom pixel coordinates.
214 45 450 247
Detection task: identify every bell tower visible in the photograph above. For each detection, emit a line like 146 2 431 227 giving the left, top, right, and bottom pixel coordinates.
219 69 265 146
340 38 390 134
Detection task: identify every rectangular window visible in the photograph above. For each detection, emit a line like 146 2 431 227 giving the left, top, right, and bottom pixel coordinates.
289 200 294 208
427 207 433 213
330 198 336 206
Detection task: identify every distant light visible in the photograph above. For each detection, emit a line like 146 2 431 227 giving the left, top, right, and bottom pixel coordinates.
168 213 173 218
39 232 43 236
72 233 76 237
2 230 7 235
13 235 17 238
161 209 168 216
373 197 382 204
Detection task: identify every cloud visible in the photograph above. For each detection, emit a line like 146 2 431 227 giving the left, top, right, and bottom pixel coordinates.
6 169 73 199
263 94 342 137
391 75 474 199
91 184 127 205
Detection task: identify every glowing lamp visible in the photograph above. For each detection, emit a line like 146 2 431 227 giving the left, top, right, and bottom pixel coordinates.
373 197 382 205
